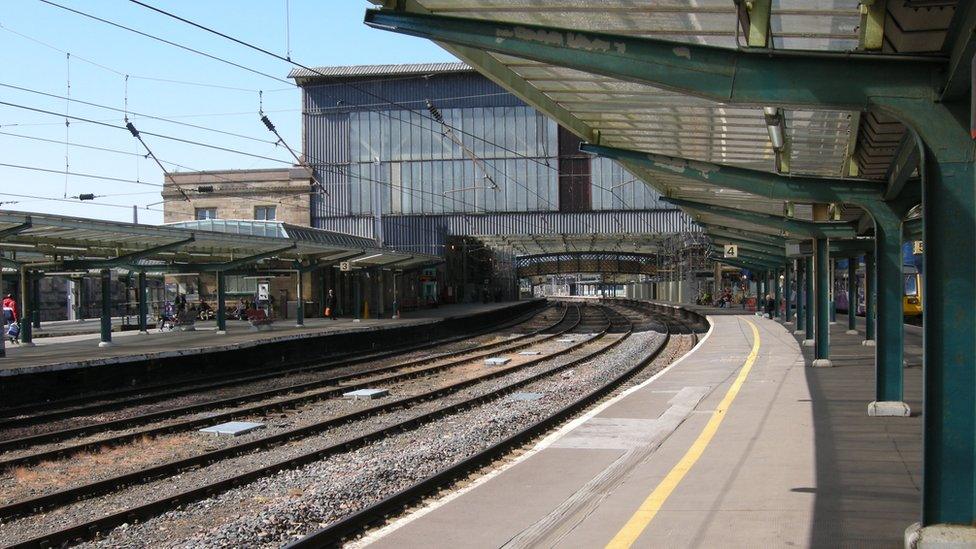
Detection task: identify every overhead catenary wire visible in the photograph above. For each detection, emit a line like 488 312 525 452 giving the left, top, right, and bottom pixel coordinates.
13 5 636 246
33 0 630 234
0 81 280 146
36 0 294 86
117 1 630 233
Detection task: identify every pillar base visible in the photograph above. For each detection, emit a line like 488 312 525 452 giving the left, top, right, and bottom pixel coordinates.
353 319 362 323
905 522 976 548
811 359 832 368
845 329 859 335
295 323 305 328
138 330 149 335
868 401 911 417
802 339 815 347
793 329 805 335
215 330 227 335
97 341 114 348
829 321 838 325
862 339 876 347
19 341 36 348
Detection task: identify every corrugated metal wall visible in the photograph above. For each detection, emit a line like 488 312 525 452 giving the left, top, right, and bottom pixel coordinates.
302 70 690 256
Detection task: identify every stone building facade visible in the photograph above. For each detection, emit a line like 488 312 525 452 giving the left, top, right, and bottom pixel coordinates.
162 167 314 225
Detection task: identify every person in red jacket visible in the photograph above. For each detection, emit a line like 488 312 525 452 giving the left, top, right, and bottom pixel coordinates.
2 294 17 324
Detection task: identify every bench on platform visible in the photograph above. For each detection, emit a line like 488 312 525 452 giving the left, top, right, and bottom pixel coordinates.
245 309 274 331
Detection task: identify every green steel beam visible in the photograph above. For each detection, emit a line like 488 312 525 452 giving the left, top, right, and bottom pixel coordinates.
294 250 366 274
831 239 875 254
668 197 857 239
884 132 921 201
581 143 885 205
0 257 22 269
0 218 32 239
939 0 976 100
711 256 774 272
704 225 790 247
191 245 297 272
364 9 941 112
708 235 784 257
709 247 783 266
63 236 196 269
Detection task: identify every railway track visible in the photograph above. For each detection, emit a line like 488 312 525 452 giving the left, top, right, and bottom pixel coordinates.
0 306 578 467
2 304 640 548
0 303 553 428
287 302 676 547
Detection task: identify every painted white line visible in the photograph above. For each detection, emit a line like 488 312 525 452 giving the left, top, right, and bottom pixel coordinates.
352 316 716 548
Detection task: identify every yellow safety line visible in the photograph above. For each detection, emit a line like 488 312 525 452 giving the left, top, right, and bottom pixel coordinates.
605 319 761 549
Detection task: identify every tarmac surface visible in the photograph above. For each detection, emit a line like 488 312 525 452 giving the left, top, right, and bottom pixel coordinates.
362 310 922 548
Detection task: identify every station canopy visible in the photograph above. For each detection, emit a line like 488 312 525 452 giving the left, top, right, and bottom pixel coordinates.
364 1 952 255
0 211 437 274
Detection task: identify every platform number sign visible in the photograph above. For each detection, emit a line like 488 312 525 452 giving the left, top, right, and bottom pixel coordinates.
340 261 352 272
912 240 924 255
723 244 738 258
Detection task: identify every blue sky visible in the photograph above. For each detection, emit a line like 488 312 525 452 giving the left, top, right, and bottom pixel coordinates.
0 1 454 223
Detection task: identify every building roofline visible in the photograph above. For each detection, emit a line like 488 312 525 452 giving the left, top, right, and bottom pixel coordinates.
288 62 473 84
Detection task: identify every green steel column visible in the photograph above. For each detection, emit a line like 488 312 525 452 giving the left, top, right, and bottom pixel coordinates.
756 274 763 312
19 266 32 346
846 257 857 334
872 218 907 409
773 268 781 318
864 252 876 344
794 260 805 335
215 271 226 334
137 271 148 334
98 269 112 347
922 155 976 526
804 255 815 344
829 258 837 324
31 274 40 330
784 261 792 324
813 238 831 365
295 272 305 327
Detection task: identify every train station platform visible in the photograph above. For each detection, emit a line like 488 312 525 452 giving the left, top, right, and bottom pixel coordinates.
363 309 922 548
0 300 542 406
0 301 533 376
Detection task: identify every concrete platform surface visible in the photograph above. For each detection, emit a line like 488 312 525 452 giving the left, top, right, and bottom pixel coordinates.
363 312 922 549
0 301 527 376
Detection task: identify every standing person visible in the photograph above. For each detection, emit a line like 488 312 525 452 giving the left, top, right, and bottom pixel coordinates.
3 294 18 343
174 293 187 315
764 293 775 318
325 289 337 320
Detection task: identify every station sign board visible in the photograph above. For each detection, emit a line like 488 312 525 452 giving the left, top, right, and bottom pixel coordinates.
912 240 924 255
340 261 352 272
723 244 738 258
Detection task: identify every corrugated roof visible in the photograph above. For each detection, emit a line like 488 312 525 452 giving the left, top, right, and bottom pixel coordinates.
288 62 473 82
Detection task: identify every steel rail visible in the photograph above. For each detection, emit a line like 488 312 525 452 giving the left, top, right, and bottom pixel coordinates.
0 307 579 467
0 307 593 521
5 306 631 549
285 305 671 548
0 304 552 425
